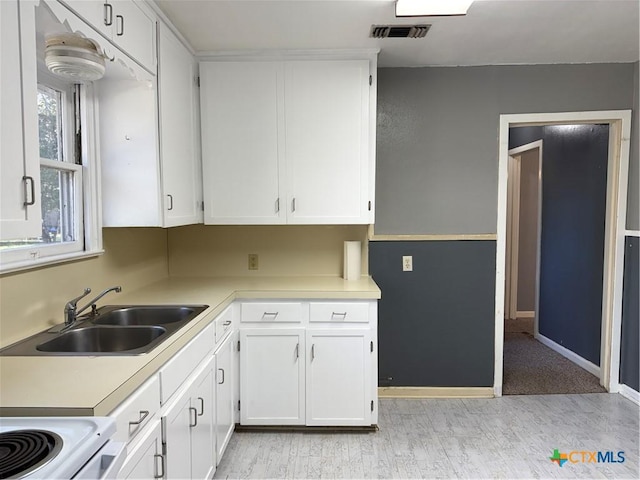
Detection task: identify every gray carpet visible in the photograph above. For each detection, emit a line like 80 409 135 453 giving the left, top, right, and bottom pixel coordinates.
503 318 607 395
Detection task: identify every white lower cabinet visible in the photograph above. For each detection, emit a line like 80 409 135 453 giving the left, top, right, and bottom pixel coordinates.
240 329 305 425
239 300 378 427
306 329 372 426
118 420 163 480
163 355 216 480
214 333 234 463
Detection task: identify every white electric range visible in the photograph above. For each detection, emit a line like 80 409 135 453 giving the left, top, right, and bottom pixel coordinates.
0 417 125 479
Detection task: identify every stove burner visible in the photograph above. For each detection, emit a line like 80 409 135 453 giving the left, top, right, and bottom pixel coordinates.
0 430 62 479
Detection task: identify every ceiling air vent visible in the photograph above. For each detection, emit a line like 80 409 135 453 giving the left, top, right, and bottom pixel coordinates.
370 24 431 39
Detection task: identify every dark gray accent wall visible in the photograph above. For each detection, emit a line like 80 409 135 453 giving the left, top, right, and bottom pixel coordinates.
376 63 637 235
620 237 639 392
369 241 496 387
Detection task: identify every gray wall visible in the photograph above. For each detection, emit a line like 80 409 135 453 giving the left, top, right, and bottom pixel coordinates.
375 63 637 235
620 237 639 392
369 241 496 387
628 62 639 231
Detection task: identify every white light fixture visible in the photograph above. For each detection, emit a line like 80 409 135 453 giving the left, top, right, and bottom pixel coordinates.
395 0 474 17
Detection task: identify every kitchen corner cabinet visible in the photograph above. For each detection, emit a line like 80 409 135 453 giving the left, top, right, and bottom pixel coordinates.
163 355 216 480
0 0 41 240
239 300 378 426
200 55 376 225
60 0 156 73
100 22 202 227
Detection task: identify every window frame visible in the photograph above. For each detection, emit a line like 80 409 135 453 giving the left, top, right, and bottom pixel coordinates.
0 75 103 273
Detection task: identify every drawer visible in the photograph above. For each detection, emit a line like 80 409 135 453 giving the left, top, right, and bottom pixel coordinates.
309 302 370 323
110 374 160 444
240 302 303 323
159 322 214 404
215 305 234 344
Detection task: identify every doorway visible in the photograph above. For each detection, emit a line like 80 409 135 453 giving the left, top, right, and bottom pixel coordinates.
494 111 632 397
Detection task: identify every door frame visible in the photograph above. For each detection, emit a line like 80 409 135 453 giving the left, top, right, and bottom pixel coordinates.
505 141 543 322
494 110 632 397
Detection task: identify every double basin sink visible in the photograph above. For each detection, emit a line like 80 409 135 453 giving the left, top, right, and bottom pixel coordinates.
0 305 208 356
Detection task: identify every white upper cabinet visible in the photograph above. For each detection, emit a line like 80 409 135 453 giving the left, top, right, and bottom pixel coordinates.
101 22 203 228
284 60 370 224
158 22 203 227
60 0 156 72
0 0 41 240
200 61 284 224
200 54 376 225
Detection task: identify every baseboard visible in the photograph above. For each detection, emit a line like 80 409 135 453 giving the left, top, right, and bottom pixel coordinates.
516 311 535 318
535 333 601 377
378 387 494 399
618 384 640 405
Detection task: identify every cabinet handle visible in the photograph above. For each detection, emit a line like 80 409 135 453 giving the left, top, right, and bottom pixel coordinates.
197 397 204 416
22 176 35 206
275 197 280 213
153 454 165 479
295 343 299 359
116 14 124 36
128 410 149 426
311 344 315 361
223 320 232 326
292 198 296 212
332 312 348 318
103 2 113 26
167 194 174 211
189 406 198 427
218 368 225 385
262 312 279 319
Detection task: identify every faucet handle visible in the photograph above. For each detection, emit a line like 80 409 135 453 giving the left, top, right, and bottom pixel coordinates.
69 288 92 308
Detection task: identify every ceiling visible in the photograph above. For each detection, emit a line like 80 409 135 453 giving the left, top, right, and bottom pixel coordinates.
155 0 639 67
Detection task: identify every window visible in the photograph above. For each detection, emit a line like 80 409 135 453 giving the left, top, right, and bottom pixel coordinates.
0 71 101 270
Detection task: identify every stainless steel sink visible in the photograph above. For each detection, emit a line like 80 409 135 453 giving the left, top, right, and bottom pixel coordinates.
36 326 166 354
92 306 200 326
0 304 208 356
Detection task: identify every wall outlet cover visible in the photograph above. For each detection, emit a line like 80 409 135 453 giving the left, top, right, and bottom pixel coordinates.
402 255 413 272
248 253 259 270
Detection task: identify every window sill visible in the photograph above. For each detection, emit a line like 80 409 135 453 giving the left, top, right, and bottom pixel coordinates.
0 249 105 275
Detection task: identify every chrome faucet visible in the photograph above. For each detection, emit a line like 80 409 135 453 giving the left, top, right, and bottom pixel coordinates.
63 286 122 329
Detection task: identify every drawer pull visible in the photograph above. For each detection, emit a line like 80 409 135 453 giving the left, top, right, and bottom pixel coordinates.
262 312 279 319
129 410 149 426
332 312 348 318
198 397 205 416
218 368 225 385
154 454 165 479
189 407 198 427
223 320 232 326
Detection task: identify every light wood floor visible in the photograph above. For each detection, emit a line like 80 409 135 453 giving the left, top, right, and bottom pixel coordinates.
214 394 639 479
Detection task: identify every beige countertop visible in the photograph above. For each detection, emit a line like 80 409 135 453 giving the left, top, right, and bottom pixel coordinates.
0 276 380 417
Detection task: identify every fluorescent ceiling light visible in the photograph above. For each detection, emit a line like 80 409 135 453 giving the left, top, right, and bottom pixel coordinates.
395 0 474 17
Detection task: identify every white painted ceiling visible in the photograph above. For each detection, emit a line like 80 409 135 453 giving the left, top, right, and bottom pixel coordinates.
155 0 639 67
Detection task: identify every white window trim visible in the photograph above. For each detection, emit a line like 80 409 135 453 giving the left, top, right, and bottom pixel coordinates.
0 83 103 274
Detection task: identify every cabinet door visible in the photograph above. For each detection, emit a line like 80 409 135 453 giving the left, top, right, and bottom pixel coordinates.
60 0 111 37
240 329 305 425
0 0 41 240
200 61 285 224
163 387 193 479
306 329 372 426
190 357 215 480
158 22 202 227
215 334 234 463
110 0 156 72
118 420 163 480
284 60 370 224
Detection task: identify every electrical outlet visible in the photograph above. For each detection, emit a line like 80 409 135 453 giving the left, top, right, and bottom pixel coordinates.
248 254 259 270
402 255 413 272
